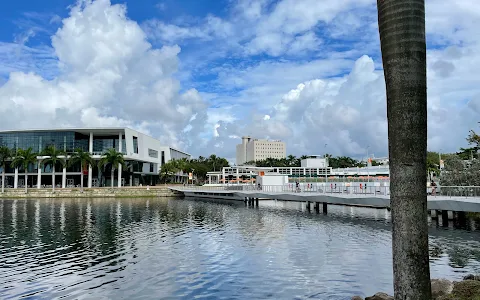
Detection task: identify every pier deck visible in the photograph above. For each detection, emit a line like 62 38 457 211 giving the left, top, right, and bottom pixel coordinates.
170 185 480 213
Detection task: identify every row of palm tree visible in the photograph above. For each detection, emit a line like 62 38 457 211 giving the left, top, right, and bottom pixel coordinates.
0 146 125 193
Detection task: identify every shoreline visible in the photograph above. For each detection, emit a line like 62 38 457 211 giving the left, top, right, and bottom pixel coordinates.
0 186 183 199
354 276 480 299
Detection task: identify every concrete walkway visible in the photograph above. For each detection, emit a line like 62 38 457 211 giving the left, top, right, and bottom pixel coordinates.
171 187 480 213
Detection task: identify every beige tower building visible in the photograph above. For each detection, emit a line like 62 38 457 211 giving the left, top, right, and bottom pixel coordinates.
236 136 286 165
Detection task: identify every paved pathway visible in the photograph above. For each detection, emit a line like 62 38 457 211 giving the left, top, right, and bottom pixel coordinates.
171 187 480 213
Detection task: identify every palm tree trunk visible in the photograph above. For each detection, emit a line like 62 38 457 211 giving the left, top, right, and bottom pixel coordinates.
52 165 56 193
1 169 5 193
25 172 28 194
80 160 84 193
377 0 431 299
111 168 114 188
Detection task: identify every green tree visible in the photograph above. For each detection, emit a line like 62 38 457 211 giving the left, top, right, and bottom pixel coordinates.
426 151 441 179
286 155 296 166
208 154 219 171
41 145 66 192
440 155 478 186
377 0 431 299
0 146 12 193
159 160 178 183
11 148 38 193
98 148 126 188
68 148 95 192
457 146 478 160
467 130 480 148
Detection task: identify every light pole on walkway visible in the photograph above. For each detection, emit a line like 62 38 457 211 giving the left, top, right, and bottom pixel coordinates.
366 146 370 183
324 144 328 185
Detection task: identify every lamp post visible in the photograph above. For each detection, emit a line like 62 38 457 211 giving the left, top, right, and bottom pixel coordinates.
438 148 442 173
324 144 328 185
366 146 370 183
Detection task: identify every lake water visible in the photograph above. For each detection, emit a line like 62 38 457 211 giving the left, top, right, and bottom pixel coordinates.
1 198 480 300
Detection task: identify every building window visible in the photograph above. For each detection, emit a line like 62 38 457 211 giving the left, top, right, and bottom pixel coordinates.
161 151 165 166
133 136 138 154
150 163 154 173
148 148 158 158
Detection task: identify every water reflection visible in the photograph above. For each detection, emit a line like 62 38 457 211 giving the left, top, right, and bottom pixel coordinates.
0 198 479 299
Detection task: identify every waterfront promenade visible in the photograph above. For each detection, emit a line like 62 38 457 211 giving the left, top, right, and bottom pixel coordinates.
170 184 480 214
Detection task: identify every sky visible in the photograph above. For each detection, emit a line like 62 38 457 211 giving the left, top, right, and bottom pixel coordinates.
0 0 479 163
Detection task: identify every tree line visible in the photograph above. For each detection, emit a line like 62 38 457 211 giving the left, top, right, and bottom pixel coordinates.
438 129 480 186
159 154 229 183
244 154 383 168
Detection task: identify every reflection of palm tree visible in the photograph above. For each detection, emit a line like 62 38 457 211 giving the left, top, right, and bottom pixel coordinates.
0 146 12 193
12 148 38 193
41 145 66 192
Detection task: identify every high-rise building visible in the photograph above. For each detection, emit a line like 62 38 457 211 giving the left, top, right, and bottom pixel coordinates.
236 136 286 165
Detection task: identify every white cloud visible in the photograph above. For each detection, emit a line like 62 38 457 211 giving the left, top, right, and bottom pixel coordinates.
189 0 480 159
2 0 480 161
0 0 207 150
212 49 480 158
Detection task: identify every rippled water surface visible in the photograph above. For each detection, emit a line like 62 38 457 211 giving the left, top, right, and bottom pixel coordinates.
1 198 480 299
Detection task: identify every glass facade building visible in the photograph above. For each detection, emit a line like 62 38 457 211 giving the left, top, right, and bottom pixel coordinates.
0 131 126 154
0 128 191 188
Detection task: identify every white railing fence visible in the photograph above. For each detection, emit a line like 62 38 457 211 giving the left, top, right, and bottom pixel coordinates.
181 184 480 198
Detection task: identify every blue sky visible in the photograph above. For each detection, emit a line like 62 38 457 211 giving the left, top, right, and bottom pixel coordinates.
0 0 479 162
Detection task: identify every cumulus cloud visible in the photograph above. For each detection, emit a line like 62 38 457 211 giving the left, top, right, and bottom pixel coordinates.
212 48 480 160
0 0 207 150
2 0 480 163
188 0 480 161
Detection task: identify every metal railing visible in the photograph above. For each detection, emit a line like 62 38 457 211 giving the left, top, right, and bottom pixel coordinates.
180 184 480 198
432 186 480 197
180 183 389 195
242 184 390 196
287 177 389 183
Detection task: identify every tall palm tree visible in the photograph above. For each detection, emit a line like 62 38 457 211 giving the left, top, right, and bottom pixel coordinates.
209 154 218 171
98 148 126 188
377 0 431 299
287 155 296 166
68 148 95 192
41 145 66 192
0 146 12 193
11 148 38 194
159 160 178 183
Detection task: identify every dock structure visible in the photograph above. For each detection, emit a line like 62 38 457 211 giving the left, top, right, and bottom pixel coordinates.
170 185 480 222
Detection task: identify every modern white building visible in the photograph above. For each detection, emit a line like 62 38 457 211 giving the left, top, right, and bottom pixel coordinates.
301 155 328 168
236 136 286 165
0 128 190 188
206 156 389 185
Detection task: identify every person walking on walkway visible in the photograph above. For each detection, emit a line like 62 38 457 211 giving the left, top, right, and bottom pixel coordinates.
431 180 437 196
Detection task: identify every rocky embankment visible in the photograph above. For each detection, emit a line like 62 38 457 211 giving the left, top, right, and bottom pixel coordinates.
352 275 480 300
